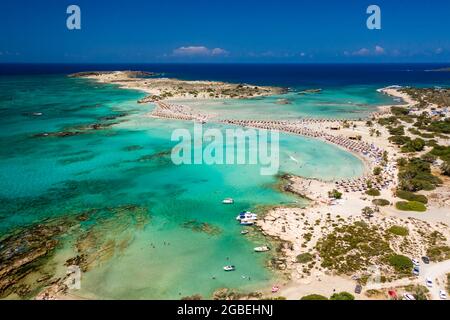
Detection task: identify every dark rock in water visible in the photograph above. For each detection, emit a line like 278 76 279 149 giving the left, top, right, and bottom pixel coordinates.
0 217 76 297
181 220 222 236
136 150 172 162
298 88 322 95
0 203 152 299
123 145 144 152
32 131 85 138
99 113 127 121
276 98 291 105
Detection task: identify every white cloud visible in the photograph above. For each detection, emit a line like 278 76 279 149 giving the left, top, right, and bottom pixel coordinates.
172 46 228 57
375 45 385 54
211 48 228 56
353 48 370 56
346 45 385 57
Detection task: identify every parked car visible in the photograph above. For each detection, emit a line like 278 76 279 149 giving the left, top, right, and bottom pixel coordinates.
413 266 420 276
439 290 447 300
354 284 362 294
421 256 430 264
425 277 433 288
403 293 415 300
411 258 420 266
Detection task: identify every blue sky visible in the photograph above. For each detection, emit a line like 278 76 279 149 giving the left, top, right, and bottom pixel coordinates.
0 0 449 63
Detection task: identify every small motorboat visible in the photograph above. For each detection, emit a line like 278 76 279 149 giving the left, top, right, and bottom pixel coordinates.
271 285 280 293
254 246 270 252
240 230 249 235
32 112 43 116
223 265 236 272
236 211 257 221
222 198 234 204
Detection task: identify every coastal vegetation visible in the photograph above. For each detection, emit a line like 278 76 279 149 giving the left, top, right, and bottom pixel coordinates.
426 245 450 262
315 221 394 275
395 201 427 212
395 190 428 204
397 157 441 192
388 254 413 273
328 189 342 199
296 252 313 264
330 291 355 300
400 87 450 109
365 188 380 196
387 225 409 237
372 198 390 206
300 294 328 300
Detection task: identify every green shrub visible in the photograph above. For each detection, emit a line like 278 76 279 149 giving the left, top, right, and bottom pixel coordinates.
430 145 450 162
373 166 382 176
296 253 313 264
389 135 411 146
388 225 409 236
372 198 390 206
365 188 380 196
388 126 405 136
388 254 413 272
426 246 450 262
401 138 426 153
330 292 355 300
391 106 409 116
396 190 428 204
300 294 328 300
328 189 342 199
421 153 437 163
397 158 441 192
395 201 426 212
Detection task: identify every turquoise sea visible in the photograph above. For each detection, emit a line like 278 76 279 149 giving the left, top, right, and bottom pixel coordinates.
1 64 448 299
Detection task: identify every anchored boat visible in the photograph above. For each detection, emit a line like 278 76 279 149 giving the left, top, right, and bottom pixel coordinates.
222 198 234 204
240 219 255 226
223 265 236 272
254 246 270 252
236 211 257 221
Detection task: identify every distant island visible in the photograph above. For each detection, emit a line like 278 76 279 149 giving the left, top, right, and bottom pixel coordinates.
70 70 287 102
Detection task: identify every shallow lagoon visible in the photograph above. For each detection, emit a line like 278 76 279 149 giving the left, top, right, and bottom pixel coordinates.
0 75 365 299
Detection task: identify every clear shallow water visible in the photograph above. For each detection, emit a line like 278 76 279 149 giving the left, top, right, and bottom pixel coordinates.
171 84 397 120
0 73 365 299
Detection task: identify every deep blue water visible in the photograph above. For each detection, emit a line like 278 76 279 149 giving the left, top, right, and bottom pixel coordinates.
1 63 449 88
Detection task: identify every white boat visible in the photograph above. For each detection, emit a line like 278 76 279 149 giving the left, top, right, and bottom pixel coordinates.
223 265 235 272
254 246 270 252
240 219 255 226
236 211 258 221
240 230 249 235
222 198 234 204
